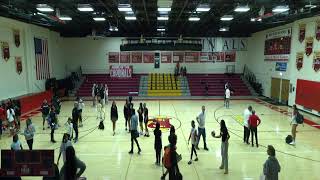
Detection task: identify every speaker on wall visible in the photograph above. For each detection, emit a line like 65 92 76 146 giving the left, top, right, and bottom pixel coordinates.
154 52 160 69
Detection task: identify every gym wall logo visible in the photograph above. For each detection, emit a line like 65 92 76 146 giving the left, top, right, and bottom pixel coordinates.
147 116 172 131
299 23 306 43
316 20 320 41
15 57 22 75
296 52 304 71
13 29 20 47
305 37 313 56
313 51 320 72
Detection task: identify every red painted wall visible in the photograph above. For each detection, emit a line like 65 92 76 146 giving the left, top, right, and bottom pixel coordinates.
296 79 320 111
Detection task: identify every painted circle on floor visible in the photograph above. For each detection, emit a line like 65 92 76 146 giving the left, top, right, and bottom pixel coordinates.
147 115 179 132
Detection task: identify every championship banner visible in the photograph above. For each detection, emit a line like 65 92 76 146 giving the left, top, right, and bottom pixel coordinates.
209 52 225 62
110 65 133 78
296 52 304 71
299 24 306 43
225 51 236 62
161 52 172 63
2 42 10 61
13 29 20 47
173 52 184 62
200 52 209 62
313 51 320 72
316 20 320 41
15 56 22 75
143 52 155 63
131 52 142 63
120 52 130 63
185 52 199 63
305 37 313 56
108 52 119 63
264 28 292 61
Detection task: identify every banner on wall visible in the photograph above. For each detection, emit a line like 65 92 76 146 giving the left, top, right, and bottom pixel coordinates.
143 52 155 63
108 52 119 63
275 62 287 72
200 52 209 62
225 51 236 62
15 56 22 74
264 28 292 61
2 42 10 61
173 52 184 62
120 52 130 63
209 52 225 62
316 20 320 41
185 52 199 63
110 65 132 78
313 51 320 72
131 52 142 63
296 52 304 71
161 52 172 63
299 24 306 43
13 29 20 48
305 37 313 56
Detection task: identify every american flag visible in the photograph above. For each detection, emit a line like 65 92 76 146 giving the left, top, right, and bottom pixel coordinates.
34 38 50 80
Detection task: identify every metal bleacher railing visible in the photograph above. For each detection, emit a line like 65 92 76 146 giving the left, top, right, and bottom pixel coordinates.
243 65 263 95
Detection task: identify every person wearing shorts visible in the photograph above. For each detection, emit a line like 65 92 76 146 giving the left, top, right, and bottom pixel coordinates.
143 103 149 137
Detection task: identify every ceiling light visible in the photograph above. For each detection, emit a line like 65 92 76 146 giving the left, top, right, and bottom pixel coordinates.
77 4 94 12
118 7 133 12
220 15 233 21
272 6 289 13
234 5 250 12
219 27 229 32
126 11 134 14
125 16 136 20
196 4 210 12
36 4 54 12
93 17 106 21
59 16 72 21
158 7 171 12
250 18 256 22
257 18 262 22
157 28 166 32
109 26 119 32
189 17 200 21
157 16 169 21
305 4 317 9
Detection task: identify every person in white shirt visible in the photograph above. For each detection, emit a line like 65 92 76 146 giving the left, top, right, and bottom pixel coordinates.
77 97 85 127
243 106 252 144
65 118 73 139
196 106 209 151
105 84 109 105
188 120 199 165
225 88 231 108
57 133 73 166
11 134 23 150
7 106 15 135
92 83 96 107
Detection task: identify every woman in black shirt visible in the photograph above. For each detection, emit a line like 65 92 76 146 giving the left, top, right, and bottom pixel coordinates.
154 122 162 165
110 101 118 136
138 103 144 135
143 103 149 137
123 99 129 131
212 120 230 174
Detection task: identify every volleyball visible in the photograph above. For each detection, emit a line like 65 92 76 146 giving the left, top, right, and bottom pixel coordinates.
211 130 216 137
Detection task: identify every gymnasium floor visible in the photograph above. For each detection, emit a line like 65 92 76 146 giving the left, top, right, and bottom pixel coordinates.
1 99 320 180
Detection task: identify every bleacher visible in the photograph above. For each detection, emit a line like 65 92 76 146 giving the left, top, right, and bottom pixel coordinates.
147 73 182 96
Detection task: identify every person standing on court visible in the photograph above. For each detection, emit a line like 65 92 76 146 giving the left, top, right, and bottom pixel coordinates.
72 103 80 143
249 110 261 147
243 106 252 144
138 103 144 135
110 101 118 136
290 105 300 145
196 106 209 150
128 109 141 154
124 99 129 131
41 100 50 130
22 118 35 150
0 104 6 139
154 122 162 165
225 87 231 108
143 103 150 137
212 120 230 174
263 145 281 180
76 97 85 128
188 120 199 165
49 107 57 143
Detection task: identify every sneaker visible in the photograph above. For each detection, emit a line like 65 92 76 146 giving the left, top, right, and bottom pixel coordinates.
43 127 45 130
74 139 78 143
219 166 224 169
138 149 141 154
194 157 198 161
51 140 56 143
289 141 295 145
224 171 228 174
140 132 144 135
128 150 133 154
188 160 192 165
204 147 209 151
125 128 128 131
113 132 115 136
195 146 200 150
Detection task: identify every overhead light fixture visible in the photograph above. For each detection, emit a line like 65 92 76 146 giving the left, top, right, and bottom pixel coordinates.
305 4 317 9
77 4 94 12
219 27 229 32
59 16 72 21
272 5 289 13
109 26 119 32
189 17 200 21
157 28 166 32
158 7 171 12
118 4 132 12
36 4 54 12
234 5 250 12
220 15 233 21
93 17 106 21
126 11 134 14
250 18 256 22
157 16 169 21
257 18 262 22
196 4 210 12
125 16 136 20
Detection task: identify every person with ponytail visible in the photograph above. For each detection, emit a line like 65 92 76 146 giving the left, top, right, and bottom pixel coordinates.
60 146 86 180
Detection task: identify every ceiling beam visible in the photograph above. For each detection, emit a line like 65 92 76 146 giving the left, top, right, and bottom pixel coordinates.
142 0 150 26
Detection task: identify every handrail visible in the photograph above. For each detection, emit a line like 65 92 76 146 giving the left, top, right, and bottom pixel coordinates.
243 65 263 95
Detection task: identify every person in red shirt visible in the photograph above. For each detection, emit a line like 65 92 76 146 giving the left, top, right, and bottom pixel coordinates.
249 110 261 147
0 104 6 139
